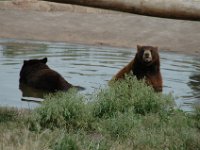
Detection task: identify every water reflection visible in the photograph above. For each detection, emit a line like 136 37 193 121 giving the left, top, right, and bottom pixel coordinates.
0 39 200 110
189 58 200 98
188 74 200 102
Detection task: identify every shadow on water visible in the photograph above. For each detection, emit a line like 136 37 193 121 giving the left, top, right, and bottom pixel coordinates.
0 39 200 111
188 58 200 104
189 74 200 98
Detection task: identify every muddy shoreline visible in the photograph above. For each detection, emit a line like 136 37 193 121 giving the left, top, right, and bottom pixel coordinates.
0 0 200 55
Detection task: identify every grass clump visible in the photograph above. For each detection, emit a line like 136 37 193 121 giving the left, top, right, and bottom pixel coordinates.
93 76 174 118
31 89 92 130
0 107 20 122
1 129 62 150
53 133 80 150
52 131 111 150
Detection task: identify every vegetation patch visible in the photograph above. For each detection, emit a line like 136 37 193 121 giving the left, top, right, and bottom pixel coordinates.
0 107 19 122
30 89 93 130
1 76 200 150
93 76 174 118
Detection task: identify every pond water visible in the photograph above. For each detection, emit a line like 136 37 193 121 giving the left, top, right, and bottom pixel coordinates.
0 39 200 111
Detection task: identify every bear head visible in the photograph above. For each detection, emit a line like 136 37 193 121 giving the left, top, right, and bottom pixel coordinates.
23 57 47 66
135 45 160 68
19 57 48 83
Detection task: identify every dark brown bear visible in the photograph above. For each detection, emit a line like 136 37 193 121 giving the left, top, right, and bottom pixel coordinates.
19 57 84 92
112 45 162 92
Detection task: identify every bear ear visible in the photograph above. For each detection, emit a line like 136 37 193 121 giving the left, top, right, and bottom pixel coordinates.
23 60 28 64
154 46 158 52
137 45 142 52
41 57 47 64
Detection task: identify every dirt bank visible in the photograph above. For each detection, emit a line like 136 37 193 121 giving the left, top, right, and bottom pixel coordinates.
0 0 200 55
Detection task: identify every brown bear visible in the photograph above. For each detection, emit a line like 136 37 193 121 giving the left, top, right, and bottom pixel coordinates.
19 57 84 92
112 45 162 92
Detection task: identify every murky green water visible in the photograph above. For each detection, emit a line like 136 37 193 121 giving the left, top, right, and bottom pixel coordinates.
0 39 199 111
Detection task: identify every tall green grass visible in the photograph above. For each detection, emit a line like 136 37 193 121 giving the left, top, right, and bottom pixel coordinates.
1 76 200 150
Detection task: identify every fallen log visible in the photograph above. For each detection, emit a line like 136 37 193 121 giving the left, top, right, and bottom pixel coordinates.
41 0 200 21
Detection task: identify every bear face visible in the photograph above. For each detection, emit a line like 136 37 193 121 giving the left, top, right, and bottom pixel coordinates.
19 57 84 93
132 45 162 92
134 45 160 69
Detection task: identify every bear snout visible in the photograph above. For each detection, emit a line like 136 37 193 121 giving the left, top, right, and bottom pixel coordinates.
143 50 152 62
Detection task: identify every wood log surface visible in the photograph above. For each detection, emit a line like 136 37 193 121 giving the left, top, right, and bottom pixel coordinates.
41 0 200 21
